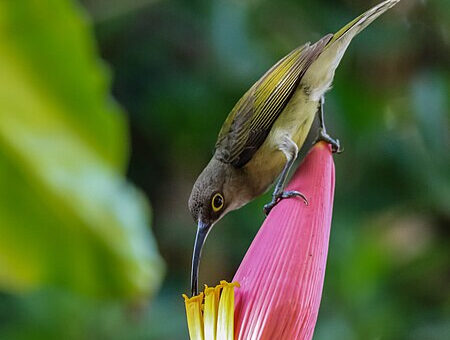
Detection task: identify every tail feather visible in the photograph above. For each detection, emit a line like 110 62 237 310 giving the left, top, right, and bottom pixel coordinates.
329 0 401 45
303 0 400 101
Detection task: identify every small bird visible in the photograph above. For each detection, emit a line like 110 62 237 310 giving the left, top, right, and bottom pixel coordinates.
188 0 401 296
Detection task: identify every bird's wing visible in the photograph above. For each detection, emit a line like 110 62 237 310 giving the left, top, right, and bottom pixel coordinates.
215 34 332 168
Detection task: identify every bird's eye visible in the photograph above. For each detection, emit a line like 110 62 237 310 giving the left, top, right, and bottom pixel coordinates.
211 193 224 212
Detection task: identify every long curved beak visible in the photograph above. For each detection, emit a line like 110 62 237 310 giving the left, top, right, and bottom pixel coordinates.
190 220 211 296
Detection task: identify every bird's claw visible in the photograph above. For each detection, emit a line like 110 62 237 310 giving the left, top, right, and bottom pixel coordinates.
263 190 308 216
314 128 343 154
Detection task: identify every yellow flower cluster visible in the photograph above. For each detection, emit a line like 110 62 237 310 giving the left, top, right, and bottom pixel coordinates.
183 281 240 340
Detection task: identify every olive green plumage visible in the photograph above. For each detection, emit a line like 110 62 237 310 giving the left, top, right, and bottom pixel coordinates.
215 35 331 168
188 0 401 296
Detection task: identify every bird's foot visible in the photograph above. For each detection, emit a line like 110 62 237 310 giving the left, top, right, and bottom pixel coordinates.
263 190 308 216
314 128 343 154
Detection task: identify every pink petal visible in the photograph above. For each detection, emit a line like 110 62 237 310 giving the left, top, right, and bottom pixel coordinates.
233 142 335 340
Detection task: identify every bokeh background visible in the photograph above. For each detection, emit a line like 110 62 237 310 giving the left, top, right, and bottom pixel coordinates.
0 0 449 339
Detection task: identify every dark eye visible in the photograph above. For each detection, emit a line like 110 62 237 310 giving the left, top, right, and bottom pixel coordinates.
211 193 224 212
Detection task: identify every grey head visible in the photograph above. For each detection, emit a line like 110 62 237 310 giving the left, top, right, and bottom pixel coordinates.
188 156 252 296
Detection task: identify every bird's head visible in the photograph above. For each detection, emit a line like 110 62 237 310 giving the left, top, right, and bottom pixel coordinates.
188 169 226 228
188 157 250 296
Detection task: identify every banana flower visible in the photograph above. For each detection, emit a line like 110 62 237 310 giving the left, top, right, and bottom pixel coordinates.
184 142 335 340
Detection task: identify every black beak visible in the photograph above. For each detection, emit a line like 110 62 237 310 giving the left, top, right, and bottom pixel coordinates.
190 220 211 296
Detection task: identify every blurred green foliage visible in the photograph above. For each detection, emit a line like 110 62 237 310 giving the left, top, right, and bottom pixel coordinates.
0 0 163 303
0 0 449 339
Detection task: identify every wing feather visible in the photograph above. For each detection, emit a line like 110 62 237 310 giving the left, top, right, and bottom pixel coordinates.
215 35 332 167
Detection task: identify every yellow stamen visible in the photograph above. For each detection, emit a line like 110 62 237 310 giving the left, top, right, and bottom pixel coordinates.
183 293 205 340
183 281 240 340
217 281 240 340
204 284 222 340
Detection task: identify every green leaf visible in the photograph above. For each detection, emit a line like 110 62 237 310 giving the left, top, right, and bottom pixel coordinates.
0 0 164 299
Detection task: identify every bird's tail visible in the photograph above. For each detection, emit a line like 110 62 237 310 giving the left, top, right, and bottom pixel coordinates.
303 0 401 100
329 0 401 45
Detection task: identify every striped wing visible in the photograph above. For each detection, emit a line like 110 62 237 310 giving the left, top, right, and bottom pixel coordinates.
215 35 332 168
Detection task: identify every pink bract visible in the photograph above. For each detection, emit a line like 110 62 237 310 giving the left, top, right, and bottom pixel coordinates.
233 142 335 340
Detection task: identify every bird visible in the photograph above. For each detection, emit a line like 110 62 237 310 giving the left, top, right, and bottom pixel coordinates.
188 0 401 296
